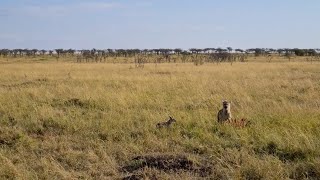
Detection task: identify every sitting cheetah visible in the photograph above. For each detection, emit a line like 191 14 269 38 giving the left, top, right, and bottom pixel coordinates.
156 116 176 128
217 100 232 123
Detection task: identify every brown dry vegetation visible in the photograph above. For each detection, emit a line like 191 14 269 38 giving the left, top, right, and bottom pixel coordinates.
0 57 320 179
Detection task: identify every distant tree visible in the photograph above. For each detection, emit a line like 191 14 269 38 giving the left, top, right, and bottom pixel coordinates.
17 49 23 57
307 49 317 56
66 49 75 56
55 49 64 58
189 48 197 54
247 48 265 56
174 48 182 56
216 48 226 53
135 49 142 56
140 49 147 55
284 50 294 61
210 48 216 53
12 49 19 57
0 49 9 57
266 48 276 54
202 48 211 54
235 49 244 53
293 48 305 56
277 49 284 56
31 49 38 57
40 49 47 56
153 49 161 55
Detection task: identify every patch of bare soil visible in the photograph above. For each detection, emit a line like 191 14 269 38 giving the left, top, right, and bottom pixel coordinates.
121 153 212 179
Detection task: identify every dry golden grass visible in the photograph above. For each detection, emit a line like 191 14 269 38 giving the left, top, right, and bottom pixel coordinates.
0 58 320 179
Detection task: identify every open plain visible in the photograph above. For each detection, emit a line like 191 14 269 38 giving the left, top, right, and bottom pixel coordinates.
0 57 320 179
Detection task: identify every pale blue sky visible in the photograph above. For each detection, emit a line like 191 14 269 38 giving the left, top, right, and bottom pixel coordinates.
0 0 319 49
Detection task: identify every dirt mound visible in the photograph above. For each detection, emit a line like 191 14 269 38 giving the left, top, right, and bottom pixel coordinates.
121 154 212 178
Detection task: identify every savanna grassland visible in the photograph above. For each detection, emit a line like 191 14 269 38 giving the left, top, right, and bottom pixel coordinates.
0 58 320 179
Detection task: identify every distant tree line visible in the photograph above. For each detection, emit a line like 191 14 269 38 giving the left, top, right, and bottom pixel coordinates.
1 48 319 57
0 48 319 64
